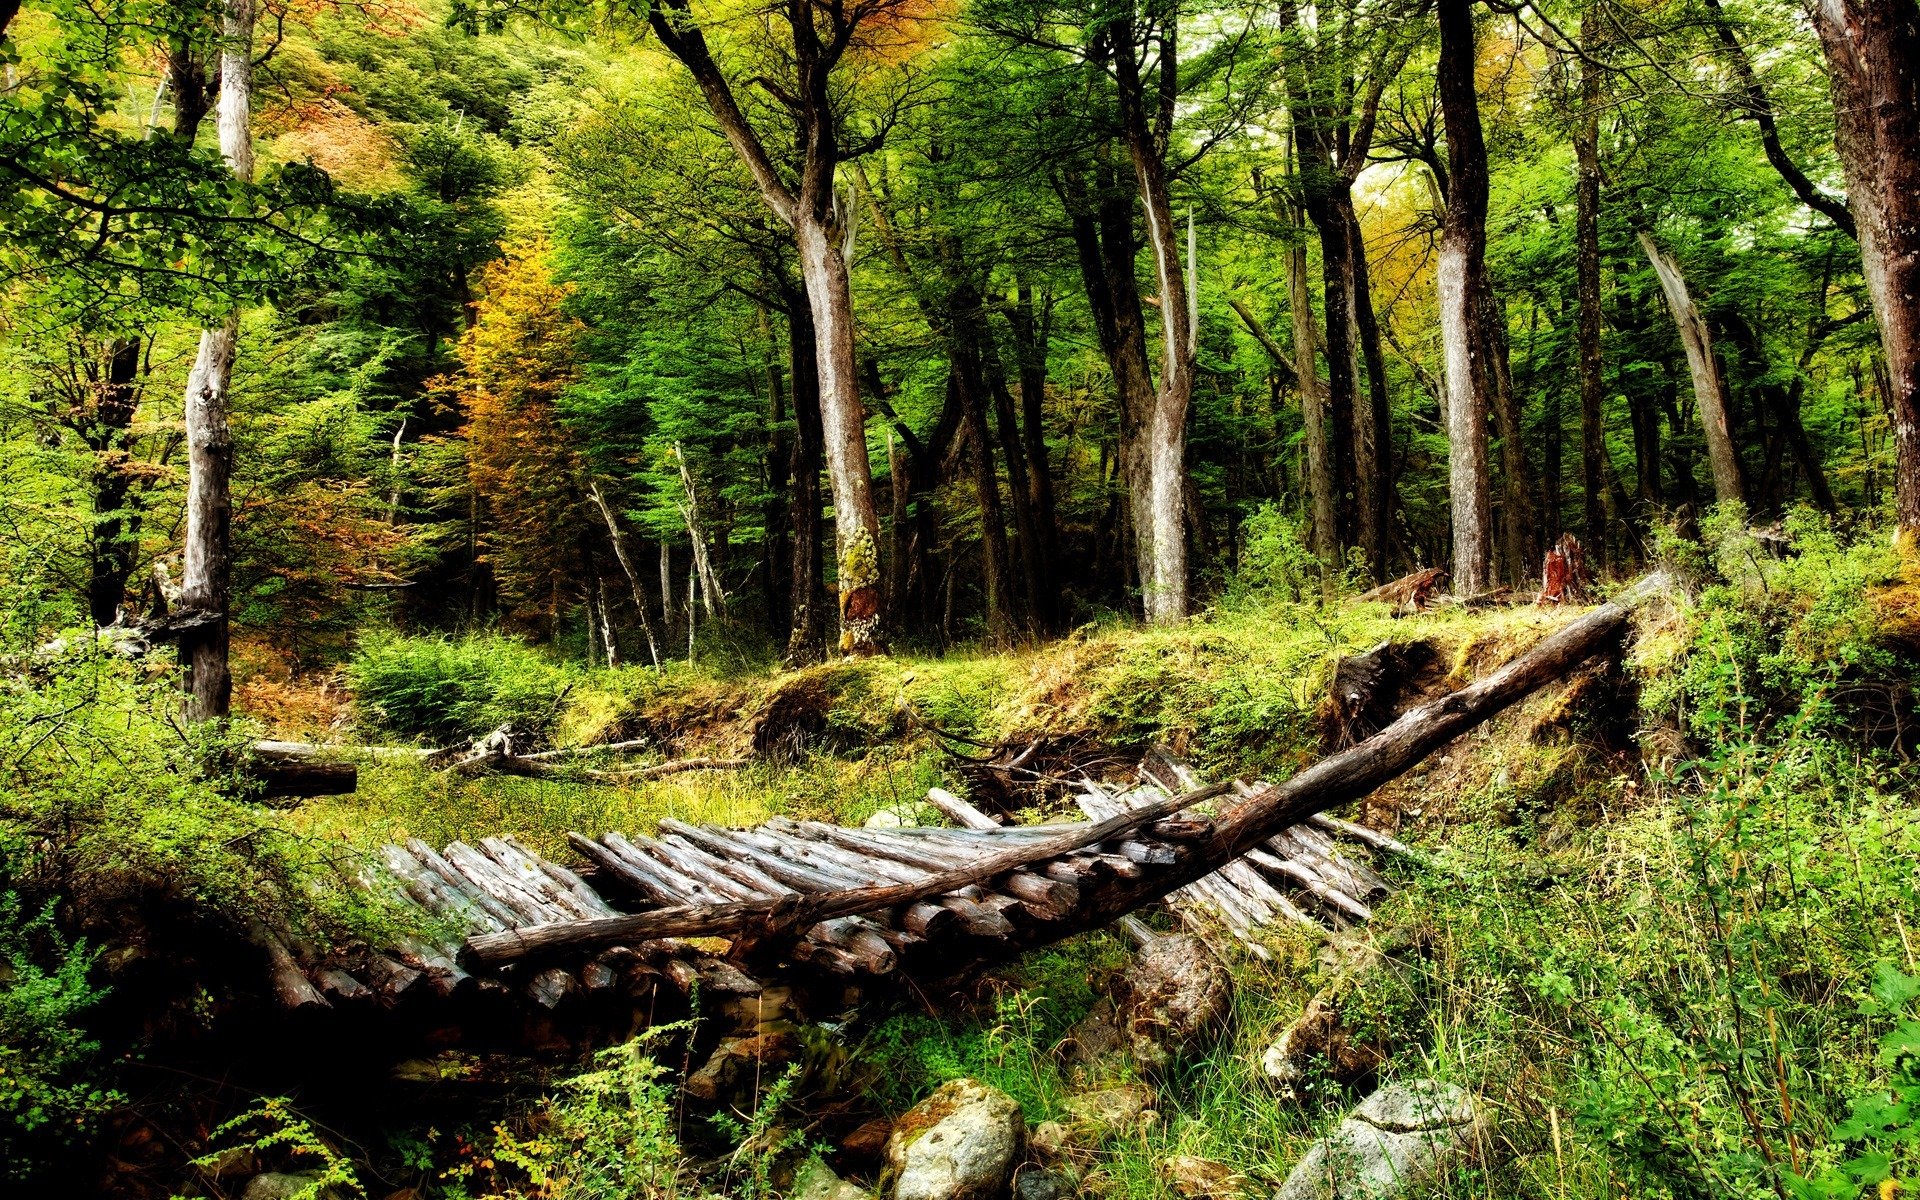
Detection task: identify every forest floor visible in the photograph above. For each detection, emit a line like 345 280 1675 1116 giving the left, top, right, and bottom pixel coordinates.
187 529 1916 1200
20 524 1909 1199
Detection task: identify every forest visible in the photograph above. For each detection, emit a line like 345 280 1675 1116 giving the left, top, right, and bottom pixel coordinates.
3 0 1919 1193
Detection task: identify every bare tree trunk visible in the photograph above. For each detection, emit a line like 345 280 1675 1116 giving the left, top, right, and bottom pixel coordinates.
588 480 662 669
1638 231 1745 508
1347 207 1394 583
659 540 675 649
1437 0 1494 593
1062 155 1159 614
179 0 251 722
593 573 620 668
1286 235 1338 567
1483 290 1538 582
1112 15 1194 624
759 301 793 641
1008 284 1062 628
953 365 1016 646
1810 0 1920 540
1574 37 1609 570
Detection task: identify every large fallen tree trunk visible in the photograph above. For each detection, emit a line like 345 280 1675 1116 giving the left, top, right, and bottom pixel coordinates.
466 575 1666 968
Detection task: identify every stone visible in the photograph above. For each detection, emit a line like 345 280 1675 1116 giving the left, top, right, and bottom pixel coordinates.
683 1032 797 1103
840 1116 894 1162
884 1079 1023 1200
794 1158 872 1200
197 1146 257 1180
1272 1080 1483 1200
242 1173 346 1200
1011 1165 1071 1200
1116 935 1231 1075
1160 1154 1247 1198
1062 1085 1157 1139
1262 943 1391 1100
865 803 935 828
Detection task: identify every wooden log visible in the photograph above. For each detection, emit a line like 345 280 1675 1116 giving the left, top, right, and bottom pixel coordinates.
603 833 730 906
409 840 524 931
445 842 562 927
507 837 621 917
482 837 605 921
925 786 1001 830
1308 812 1421 861
364 953 424 1002
249 921 329 1011
246 743 357 801
526 967 577 1009
317 968 372 1003
938 894 1016 937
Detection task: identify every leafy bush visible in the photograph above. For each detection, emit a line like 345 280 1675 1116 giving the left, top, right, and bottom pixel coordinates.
349 629 577 746
1227 505 1328 606
0 896 117 1180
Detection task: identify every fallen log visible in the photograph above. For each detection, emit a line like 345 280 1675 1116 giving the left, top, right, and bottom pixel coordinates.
245 743 357 800
465 575 1664 969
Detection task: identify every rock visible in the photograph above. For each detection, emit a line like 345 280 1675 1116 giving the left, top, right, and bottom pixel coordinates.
1262 942 1391 1100
1062 999 1127 1083
841 1116 894 1162
865 803 935 828
1272 1080 1482 1200
1011 1165 1072 1200
197 1146 257 1180
1116 935 1231 1074
1062 1085 1157 1139
1028 1121 1072 1160
243 1173 346 1200
884 1079 1023 1200
684 1032 797 1103
1160 1154 1247 1198
794 1158 872 1200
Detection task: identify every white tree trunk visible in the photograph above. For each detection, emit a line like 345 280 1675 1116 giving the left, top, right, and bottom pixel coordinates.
179 0 252 721
1638 231 1745 508
1286 239 1336 565
673 442 725 618
795 215 886 653
1438 245 1492 594
1131 146 1194 624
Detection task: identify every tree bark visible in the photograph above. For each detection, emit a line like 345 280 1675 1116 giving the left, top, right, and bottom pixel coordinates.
1285 231 1339 566
787 299 828 663
1810 0 1920 540
1436 0 1495 593
1638 231 1746 508
1574 38 1609 569
759 301 793 642
179 0 252 722
1006 284 1062 628
1347 207 1394 583
1061 154 1159 613
673 443 726 618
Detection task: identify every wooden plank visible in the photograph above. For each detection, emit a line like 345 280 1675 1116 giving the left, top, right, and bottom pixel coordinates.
925 786 1001 830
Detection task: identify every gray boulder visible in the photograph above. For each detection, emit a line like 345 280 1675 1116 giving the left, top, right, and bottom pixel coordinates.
1273 1080 1482 1200
242 1173 347 1200
884 1078 1024 1200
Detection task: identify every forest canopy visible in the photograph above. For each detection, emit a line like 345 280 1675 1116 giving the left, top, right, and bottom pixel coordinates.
1 0 1915 674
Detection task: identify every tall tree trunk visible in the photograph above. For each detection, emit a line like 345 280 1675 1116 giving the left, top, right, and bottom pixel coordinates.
952 359 1017 645
588 480 662 669
1111 15 1194 623
1006 284 1062 628
88 339 143 628
1061 155 1159 614
759 301 793 641
178 0 251 721
1436 0 1494 593
673 443 726 618
1347 206 1393 582
1810 0 1920 540
787 300 828 664
1720 311 1838 513
1286 231 1339 566
1482 290 1538 581
1574 36 1610 569
1638 231 1746 508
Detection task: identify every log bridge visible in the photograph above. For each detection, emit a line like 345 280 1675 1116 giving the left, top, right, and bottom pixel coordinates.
269 580 1659 1015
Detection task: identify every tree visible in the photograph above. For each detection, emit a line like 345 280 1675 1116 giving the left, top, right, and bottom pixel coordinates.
178 0 255 721
641 0 898 654
1808 0 1920 540
1435 0 1493 593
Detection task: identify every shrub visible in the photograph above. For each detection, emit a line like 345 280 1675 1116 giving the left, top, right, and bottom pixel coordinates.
348 629 576 746
0 895 117 1180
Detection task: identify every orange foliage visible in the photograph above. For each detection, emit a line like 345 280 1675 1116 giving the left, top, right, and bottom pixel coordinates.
453 241 594 631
